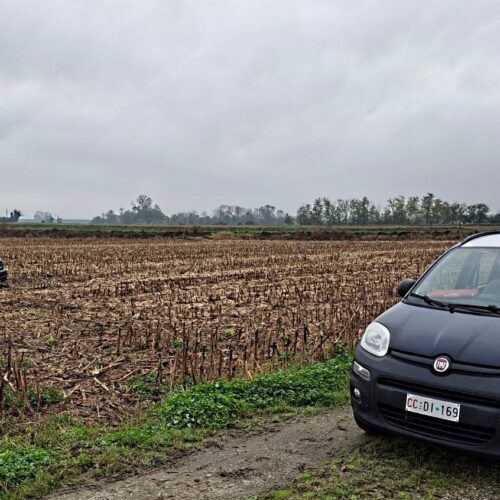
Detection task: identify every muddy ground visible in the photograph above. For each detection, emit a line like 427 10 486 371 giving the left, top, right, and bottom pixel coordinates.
52 407 366 499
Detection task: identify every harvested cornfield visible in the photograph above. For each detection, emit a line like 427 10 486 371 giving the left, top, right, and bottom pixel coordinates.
0 238 451 424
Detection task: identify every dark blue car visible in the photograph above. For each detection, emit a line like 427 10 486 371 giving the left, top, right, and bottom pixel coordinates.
351 232 500 456
0 258 7 283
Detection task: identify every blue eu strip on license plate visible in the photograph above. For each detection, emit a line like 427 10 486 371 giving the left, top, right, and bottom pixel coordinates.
405 393 460 422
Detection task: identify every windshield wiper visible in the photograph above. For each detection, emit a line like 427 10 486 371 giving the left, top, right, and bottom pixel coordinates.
408 292 450 310
409 292 500 315
450 303 500 316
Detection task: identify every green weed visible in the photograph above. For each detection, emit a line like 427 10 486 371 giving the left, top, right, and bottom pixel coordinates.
0 354 352 498
0 444 52 488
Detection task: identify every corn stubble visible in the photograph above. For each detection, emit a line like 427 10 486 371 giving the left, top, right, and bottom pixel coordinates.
0 238 450 423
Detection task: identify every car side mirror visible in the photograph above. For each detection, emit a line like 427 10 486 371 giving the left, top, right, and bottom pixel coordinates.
397 279 417 298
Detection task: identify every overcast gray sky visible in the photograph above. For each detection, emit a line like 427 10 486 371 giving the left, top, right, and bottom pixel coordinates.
1 0 500 219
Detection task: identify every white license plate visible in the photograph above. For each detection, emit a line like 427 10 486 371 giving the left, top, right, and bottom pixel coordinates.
405 393 460 422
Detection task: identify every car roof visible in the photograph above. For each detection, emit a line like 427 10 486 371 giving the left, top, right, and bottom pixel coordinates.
461 232 500 248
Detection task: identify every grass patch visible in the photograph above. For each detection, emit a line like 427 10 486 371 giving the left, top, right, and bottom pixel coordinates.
265 436 500 499
0 354 352 498
4 222 492 241
2 385 65 413
158 357 350 429
0 445 52 487
125 374 170 401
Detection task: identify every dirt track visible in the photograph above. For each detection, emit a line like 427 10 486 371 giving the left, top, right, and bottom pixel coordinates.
52 406 366 499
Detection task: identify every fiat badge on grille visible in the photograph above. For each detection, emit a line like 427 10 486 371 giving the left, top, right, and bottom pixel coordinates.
433 356 451 374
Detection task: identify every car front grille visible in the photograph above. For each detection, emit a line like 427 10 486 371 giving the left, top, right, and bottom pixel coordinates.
379 403 495 445
378 377 500 407
391 350 500 377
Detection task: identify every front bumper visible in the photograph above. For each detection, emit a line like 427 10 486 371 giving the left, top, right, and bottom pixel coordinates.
351 346 500 457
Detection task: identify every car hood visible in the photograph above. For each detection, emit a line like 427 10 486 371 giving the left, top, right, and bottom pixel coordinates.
378 302 500 367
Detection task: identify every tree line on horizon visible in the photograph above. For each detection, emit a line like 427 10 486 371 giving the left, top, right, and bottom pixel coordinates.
91 195 292 226
296 194 497 225
91 193 500 226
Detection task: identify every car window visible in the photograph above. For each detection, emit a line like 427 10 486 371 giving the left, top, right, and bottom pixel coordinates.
413 247 500 307
477 251 498 286
416 249 468 294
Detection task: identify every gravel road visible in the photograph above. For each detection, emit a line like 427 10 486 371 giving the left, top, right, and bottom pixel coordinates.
52 406 366 499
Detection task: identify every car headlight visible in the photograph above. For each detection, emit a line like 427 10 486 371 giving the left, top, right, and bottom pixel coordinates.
360 322 390 357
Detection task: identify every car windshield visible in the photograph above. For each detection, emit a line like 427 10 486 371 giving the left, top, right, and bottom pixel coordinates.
412 247 500 309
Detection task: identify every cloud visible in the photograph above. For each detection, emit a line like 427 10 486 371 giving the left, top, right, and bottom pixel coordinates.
1 0 500 218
